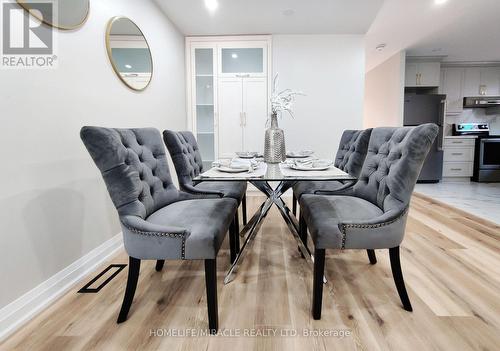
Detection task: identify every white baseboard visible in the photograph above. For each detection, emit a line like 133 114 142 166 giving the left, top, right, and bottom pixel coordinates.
0 233 123 342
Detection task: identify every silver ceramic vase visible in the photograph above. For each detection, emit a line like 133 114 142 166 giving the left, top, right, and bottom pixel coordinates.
264 113 286 163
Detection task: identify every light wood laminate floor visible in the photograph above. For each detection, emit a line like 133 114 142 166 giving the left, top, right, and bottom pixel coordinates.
2 194 499 351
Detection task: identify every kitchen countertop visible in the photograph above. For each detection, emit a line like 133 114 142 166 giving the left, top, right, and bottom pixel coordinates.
444 135 478 139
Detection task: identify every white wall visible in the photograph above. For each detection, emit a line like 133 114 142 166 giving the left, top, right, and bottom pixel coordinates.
0 0 185 310
364 51 405 128
272 35 365 159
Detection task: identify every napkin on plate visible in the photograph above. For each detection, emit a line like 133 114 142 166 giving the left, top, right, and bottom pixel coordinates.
213 158 260 171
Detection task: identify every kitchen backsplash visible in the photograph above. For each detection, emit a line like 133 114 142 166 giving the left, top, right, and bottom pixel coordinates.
445 108 500 135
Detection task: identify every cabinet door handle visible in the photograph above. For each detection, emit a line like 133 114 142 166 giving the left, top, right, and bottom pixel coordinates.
239 112 244 126
236 73 250 78
450 168 462 171
451 141 463 144
451 153 463 156
479 85 487 96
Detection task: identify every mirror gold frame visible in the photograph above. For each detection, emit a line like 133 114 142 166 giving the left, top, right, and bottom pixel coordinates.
16 0 90 30
105 16 153 92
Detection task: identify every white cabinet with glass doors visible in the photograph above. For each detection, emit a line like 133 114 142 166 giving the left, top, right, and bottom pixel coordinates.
186 36 271 167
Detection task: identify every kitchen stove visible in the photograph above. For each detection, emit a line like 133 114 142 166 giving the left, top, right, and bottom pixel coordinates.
453 123 500 182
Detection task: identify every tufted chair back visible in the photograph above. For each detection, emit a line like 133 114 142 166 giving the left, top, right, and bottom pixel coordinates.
81 127 180 219
163 130 204 188
334 129 372 177
352 123 438 215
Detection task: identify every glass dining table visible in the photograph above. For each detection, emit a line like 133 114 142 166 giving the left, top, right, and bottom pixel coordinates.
194 162 356 284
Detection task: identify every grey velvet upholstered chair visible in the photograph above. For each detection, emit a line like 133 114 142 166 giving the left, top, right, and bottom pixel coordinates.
299 123 438 319
163 130 248 226
291 129 372 217
80 127 240 333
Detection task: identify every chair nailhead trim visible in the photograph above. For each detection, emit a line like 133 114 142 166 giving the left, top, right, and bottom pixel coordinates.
121 223 187 259
338 206 409 250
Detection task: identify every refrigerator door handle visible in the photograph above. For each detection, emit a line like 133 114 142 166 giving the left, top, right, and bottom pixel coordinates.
439 100 446 127
437 126 444 151
436 100 446 151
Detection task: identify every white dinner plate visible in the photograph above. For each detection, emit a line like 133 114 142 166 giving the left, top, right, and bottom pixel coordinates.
236 151 260 159
289 164 332 171
215 166 249 173
286 150 314 158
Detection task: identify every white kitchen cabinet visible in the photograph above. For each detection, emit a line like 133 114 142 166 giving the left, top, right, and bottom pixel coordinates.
405 61 441 87
218 78 244 158
443 138 475 147
479 67 500 96
443 162 474 178
443 147 474 162
463 67 481 97
242 78 268 152
419 62 441 87
442 137 475 180
218 77 268 158
441 67 464 114
441 65 500 117
405 63 418 87
186 36 271 164
456 66 500 98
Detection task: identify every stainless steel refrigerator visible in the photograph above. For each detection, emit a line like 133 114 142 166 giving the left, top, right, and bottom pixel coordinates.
403 94 445 183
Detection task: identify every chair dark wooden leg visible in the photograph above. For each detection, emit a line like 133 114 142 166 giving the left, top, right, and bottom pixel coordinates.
292 193 297 216
155 260 165 271
298 214 308 258
229 215 240 263
117 256 141 323
234 209 240 233
242 194 247 225
389 246 413 312
367 249 377 265
299 214 308 249
204 259 218 334
312 249 325 320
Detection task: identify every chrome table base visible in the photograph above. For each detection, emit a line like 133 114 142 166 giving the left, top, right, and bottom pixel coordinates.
224 180 323 284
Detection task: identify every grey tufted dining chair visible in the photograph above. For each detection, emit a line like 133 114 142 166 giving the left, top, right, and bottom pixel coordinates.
292 129 372 216
163 130 248 232
299 123 438 319
292 129 372 254
80 127 240 333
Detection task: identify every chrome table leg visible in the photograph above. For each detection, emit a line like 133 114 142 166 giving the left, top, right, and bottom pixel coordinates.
224 180 327 284
224 195 273 284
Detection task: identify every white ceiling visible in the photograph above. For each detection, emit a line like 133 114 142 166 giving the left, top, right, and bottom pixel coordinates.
365 0 500 71
155 0 384 35
155 0 500 71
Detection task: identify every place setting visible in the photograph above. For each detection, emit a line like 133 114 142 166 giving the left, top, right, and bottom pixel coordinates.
280 151 349 178
199 153 267 178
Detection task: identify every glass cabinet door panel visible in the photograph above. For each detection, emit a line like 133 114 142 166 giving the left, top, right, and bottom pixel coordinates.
194 47 215 167
195 76 214 105
197 133 215 169
195 48 213 75
221 48 264 73
196 105 214 133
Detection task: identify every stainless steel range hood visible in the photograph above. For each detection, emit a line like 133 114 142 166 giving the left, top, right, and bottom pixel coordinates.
463 97 500 115
463 96 500 108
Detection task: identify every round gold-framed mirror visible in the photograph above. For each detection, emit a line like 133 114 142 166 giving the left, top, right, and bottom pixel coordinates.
16 0 90 30
105 16 153 92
